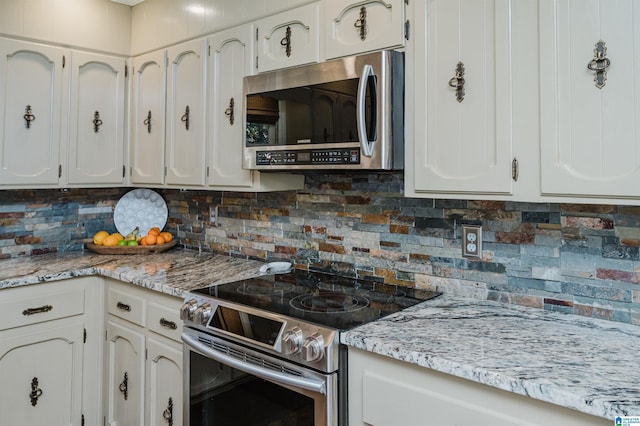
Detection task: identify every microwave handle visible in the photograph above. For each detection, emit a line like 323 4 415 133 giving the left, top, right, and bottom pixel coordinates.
182 333 327 395
357 64 377 157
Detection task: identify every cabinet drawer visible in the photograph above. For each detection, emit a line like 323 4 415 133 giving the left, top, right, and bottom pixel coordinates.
107 287 146 326
0 287 85 331
147 301 182 342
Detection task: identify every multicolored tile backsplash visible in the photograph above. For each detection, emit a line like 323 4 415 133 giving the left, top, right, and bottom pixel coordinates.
1 172 639 325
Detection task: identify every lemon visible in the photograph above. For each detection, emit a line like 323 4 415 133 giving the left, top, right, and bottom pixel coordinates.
93 230 109 245
111 232 124 241
103 235 120 247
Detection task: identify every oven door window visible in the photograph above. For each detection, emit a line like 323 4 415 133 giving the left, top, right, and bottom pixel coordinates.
189 351 317 425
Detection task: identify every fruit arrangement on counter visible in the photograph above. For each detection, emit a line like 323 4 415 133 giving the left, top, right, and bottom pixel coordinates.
87 226 176 254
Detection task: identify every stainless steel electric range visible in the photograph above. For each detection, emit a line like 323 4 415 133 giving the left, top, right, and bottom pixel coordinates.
180 269 440 426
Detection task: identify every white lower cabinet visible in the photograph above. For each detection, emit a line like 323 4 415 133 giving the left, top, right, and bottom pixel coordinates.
348 348 609 426
0 277 104 426
104 279 183 426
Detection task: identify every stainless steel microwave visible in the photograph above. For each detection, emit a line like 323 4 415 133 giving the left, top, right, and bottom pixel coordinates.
243 50 404 171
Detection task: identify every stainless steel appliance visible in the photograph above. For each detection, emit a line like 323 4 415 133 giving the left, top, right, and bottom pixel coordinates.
243 50 404 170
180 269 440 425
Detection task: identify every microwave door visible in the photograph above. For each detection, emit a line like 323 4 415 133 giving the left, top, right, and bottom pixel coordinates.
357 64 378 157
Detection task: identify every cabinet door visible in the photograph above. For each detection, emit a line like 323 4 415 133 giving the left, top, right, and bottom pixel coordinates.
207 25 255 189
165 39 207 187
325 0 406 60
0 321 84 426
255 3 320 73
67 51 126 185
106 319 146 426
540 0 640 198
0 38 63 186
146 336 183 426
131 50 166 185
412 0 513 195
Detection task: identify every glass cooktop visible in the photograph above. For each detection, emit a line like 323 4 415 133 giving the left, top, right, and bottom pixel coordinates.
192 269 441 330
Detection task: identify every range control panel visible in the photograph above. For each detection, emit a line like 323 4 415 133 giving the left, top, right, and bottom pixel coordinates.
256 148 361 166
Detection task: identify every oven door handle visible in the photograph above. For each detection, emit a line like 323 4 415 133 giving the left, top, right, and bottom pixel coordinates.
182 333 327 395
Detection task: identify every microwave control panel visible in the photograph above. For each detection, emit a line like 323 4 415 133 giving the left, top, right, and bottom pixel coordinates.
256 148 361 166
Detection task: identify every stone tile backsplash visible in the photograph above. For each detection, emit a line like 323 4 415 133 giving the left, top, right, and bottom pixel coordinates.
1 172 639 325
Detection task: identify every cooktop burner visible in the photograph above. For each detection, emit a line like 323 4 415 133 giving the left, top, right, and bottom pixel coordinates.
289 292 370 313
192 269 441 330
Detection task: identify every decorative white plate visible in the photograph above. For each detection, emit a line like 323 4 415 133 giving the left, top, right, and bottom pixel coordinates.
114 189 168 236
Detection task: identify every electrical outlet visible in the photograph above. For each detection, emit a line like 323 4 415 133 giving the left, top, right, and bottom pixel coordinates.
462 225 482 258
209 205 218 225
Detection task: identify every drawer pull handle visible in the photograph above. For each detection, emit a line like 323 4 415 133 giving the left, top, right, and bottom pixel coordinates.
116 302 131 312
160 318 177 330
163 397 174 425
22 305 53 316
30 377 43 406
119 372 128 400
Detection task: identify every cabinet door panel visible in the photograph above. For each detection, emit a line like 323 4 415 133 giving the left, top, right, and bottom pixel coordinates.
0 39 63 185
413 0 513 195
540 0 640 198
106 320 145 426
208 25 255 188
146 337 183 426
131 50 166 185
67 51 125 185
256 3 320 72
325 0 405 59
0 321 83 426
165 39 207 186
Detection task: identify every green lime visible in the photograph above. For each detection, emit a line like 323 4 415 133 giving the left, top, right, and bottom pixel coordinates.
117 240 127 246
126 240 139 246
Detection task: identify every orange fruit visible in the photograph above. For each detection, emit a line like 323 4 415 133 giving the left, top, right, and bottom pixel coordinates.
140 236 148 246
93 230 109 245
103 235 120 247
111 232 124 241
146 234 157 245
159 232 173 243
148 227 161 236
156 235 166 245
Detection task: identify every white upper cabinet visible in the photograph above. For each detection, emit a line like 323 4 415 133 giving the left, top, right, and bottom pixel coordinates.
539 0 640 199
130 50 166 185
255 3 320 72
324 0 406 60
410 0 514 197
208 25 255 189
165 39 207 187
67 51 126 185
0 38 63 186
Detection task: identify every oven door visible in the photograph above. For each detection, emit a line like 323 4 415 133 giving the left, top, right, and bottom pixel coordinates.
182 329 337 426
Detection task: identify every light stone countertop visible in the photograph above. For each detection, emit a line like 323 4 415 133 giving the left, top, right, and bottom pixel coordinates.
0 248 265 296
341 295 640 421
2 250 638 420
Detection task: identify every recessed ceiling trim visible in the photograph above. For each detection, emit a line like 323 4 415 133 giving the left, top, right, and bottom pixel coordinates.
110 0 144 6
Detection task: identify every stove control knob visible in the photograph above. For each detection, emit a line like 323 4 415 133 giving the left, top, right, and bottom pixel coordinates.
282 327 303 354
194 302 212 326
180 299 198 321
302 333 325 362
